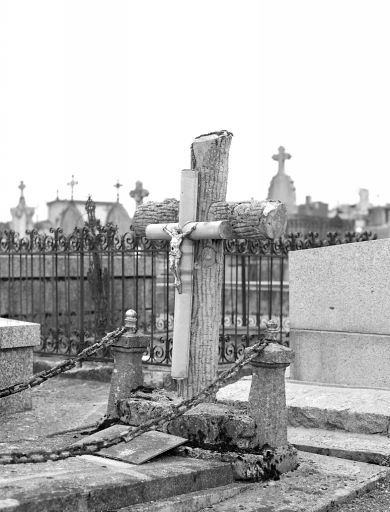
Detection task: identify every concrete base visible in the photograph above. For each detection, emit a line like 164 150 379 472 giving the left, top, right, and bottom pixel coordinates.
289 426 390 465
1 452 388 512
174 444 299 481
290 328 390 388
0 318 40 414
218 378 390 435
117 395 299 479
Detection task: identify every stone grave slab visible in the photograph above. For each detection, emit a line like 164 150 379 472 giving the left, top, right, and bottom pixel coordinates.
0 453 234 511
96 431 188 465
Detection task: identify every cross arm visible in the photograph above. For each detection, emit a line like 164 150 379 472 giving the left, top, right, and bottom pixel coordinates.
146 221 232 240
133 198 287 240
209 199 287 239
132 199 179 237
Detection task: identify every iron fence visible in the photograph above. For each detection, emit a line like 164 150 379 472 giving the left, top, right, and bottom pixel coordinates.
0 227 376 364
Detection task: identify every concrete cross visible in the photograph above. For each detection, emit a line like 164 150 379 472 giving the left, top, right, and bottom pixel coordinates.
133 131 287 399
67 175 78 201
272 146 291 174
130 181 149 209
18 181 26 198
114 180 123 203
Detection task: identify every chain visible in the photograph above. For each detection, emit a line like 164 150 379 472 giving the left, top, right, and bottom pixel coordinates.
0 326 128 399
0 339 268 465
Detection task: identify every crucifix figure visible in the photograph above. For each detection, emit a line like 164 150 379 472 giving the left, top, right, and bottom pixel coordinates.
163 223 198 294
272 146 291 174
18 181 26 198
114 180 123 203
130 181 149 208
67 175 78 201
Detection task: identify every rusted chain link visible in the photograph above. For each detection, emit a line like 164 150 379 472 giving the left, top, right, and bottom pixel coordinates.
0 326 127 399
0 338 268 465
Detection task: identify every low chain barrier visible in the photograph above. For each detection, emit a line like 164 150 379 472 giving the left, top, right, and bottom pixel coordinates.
0 338 269 465
0 326 127 399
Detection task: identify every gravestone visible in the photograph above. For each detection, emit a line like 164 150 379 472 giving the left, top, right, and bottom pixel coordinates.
133 131 287 398
289 238 390 388
0 317 40 413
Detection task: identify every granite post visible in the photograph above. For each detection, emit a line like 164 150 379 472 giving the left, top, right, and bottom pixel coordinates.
107 310 150 418
249 341 294 448
0 318 40 414
246 324 298 473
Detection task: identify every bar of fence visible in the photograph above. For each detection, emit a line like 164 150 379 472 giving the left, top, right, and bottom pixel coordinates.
0 228 376 364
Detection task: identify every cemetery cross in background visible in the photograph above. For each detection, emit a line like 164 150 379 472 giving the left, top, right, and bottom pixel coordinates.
67 175 78 201
133 131 287 398
130 181 149 208
272 146 291 174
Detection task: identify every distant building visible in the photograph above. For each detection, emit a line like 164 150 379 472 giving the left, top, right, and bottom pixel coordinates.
298 196 329 218
43 196 132 234
328 189 370 233
365 204 390 239
2 178 140 237
267 147 354 239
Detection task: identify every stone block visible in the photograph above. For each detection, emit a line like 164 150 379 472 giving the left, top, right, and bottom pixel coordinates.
290 328 390 388
289 238 390 334
0 318 40 414
0 318 40 349
0 347 33 413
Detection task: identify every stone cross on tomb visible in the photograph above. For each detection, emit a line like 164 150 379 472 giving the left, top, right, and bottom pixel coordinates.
18 181 26 198
67 175 78 201
272 146 291 174
133 131 287 399
130 181 149 209
114 180 123 203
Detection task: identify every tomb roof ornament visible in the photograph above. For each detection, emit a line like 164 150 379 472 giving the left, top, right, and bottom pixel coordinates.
67 175 78 201
114 180 123 203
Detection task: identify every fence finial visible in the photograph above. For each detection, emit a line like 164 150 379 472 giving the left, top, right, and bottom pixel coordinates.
125 309 138 333
265 319 279 343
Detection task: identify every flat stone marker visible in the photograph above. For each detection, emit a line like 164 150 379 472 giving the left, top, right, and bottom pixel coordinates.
97 431 187 465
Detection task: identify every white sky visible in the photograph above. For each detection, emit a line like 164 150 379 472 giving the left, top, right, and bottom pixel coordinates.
1 0 390 224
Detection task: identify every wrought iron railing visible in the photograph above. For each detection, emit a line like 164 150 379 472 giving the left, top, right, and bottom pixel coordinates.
0 228 376 364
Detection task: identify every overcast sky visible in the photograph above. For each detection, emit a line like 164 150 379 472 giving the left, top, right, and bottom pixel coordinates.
1 0 389 225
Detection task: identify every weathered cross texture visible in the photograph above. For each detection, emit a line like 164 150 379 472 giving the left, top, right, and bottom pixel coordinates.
133 131 287 398
272 146 291 174
130 181 149 208
67 175 78 201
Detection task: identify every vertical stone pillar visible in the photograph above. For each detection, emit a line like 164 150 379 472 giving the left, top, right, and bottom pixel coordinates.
248 324 294 448
107 310 150 418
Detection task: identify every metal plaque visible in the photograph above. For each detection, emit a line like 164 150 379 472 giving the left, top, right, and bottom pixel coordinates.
96 430 187 465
